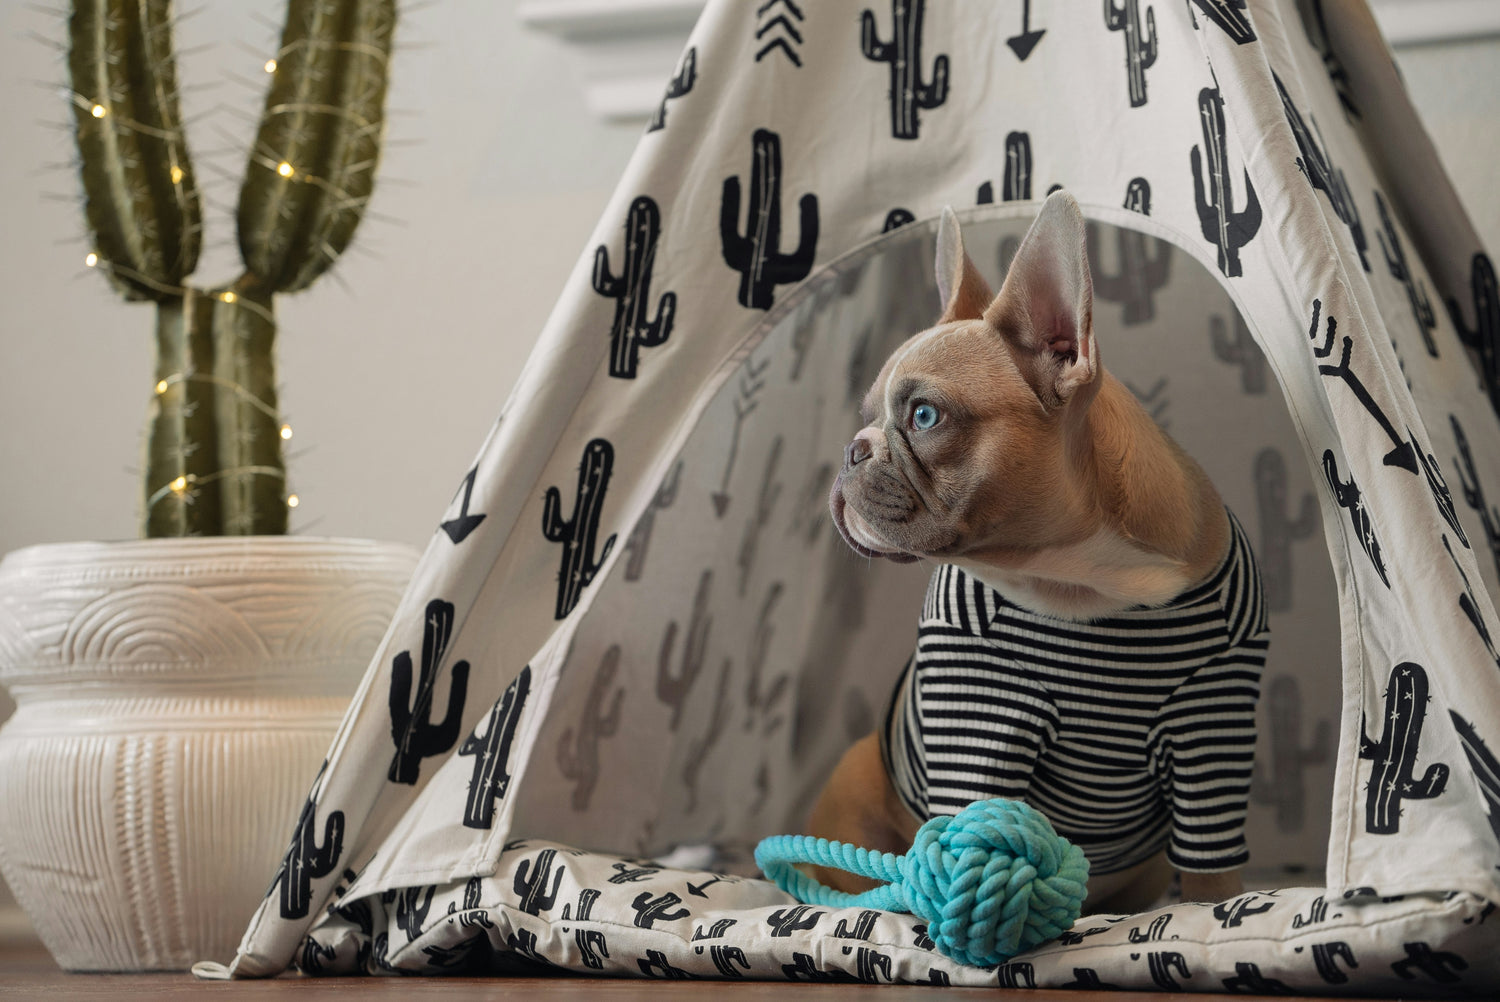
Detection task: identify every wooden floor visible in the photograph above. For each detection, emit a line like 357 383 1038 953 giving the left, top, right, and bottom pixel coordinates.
0 937 1386 1001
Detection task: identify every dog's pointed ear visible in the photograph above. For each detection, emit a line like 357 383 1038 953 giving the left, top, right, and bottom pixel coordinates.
934 207 994 324
986 190 1098 407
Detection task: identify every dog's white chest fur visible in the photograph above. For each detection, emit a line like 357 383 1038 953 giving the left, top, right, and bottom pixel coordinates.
955 527 1194 619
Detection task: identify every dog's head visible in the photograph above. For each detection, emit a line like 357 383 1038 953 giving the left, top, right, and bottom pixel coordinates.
829 190 1103 564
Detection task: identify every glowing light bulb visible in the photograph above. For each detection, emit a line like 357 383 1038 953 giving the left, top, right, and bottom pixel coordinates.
264 59 278 73
279 424 293 440
90 104 106 118
169 476 188 493
170 165 184 183
277 162 293 177
287 494 300 509
85 252 99 267
221 291 237 304
155 379 169 395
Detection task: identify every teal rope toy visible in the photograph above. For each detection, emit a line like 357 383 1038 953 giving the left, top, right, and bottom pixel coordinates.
754 798 1089 968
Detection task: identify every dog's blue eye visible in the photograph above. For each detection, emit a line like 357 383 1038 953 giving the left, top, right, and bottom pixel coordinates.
912 403 940 430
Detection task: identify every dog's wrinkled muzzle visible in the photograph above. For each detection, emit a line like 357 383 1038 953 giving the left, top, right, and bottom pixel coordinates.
828 472 920 563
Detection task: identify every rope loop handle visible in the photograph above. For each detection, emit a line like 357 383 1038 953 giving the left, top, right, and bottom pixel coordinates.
754 798 1089 968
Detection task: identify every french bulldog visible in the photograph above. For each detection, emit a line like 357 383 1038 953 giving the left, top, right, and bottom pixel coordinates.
813 191 1267 913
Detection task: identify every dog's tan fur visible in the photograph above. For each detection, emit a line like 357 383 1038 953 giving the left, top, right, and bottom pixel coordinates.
816 193 1241 913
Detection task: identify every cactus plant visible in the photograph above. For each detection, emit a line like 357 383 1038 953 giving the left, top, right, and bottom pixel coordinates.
646 47 696 133
1104 0 1157 108
1191 85 1261 278
1123 176 1152 214
1251 675 1332 831
860 0 949 140
592 197 676 379
270 762 345 919
1359 662 1449 834
1088 223 1170 326
1254 447 1317 609
68 0 395 536
542 438 619 619
557 645 625 810
623 461 681 581
1210 312 1267 393
1190 0 1256 43
460 665 532 830
1003 131 1032 202
658 569 713 731
513 848 565 916
721 129 819 310
1274 72 1368 272
1446 253 1499 419
387 599 471 785
1375 192 1439 357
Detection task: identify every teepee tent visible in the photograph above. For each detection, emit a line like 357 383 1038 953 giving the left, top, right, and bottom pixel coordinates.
212 0 1500 991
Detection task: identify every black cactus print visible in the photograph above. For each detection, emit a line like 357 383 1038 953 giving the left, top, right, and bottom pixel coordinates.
1192 85 1261 278
882 208 915 232
1375 192 1438 357
1446 253 1499 418
1422 445 1468 547
1129 913 1172 942
1214 894 1275 928
1004 131 1032 201
997 963 1035 988
737 436 784 595
744 581 789 733
298 936 337 974
682 658 732 812
782 952 859 982
833 911 880 940
1274 72 1368 272
394 884 435 942
721 129 819 310
513 848 565 916
1255 448 1317 610
1062 968 1122 989
576 928 608 970
1359 662 1449 834
1190 0 1256 43
609 861 662 884
1443 536 1500 669
768 904 824 937
1105 0 1157 108
557 646 624 811
542 438 618 620
632 890 690 929
440 467 486 544
692 918 738 939
1312 941 1358 983
1252 675 1331 832
1296 0 1358 120
658 570 713 731
1322 450 1389 587
1124 176 1152 213
1450 710 1500 850
1293 895 1339 928
711 945 751 978
271 762 345 920
460 665 532 830
1222 962 1292 993
388 599 470 785
638 950 696 979
623 461 682 582
1146 951 1191 991
1392 942 1467 983
1311 298 1418 474
1212 312 1266 392
1451 415 1500 582
1087 222 1170 326
860 0 949 139
594 197 676 379
647 47 696 132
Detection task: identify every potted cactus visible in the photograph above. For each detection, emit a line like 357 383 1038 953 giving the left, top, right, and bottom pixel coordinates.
0 0 419 970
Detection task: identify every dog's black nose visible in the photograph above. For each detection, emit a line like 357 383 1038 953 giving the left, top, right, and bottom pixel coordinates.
844 436 872 470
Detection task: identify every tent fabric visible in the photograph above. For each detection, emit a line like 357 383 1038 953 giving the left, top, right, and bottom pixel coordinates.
217 0 1500 991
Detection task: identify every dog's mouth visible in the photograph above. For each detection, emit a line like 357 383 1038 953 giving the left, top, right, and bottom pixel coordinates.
828 474 920 564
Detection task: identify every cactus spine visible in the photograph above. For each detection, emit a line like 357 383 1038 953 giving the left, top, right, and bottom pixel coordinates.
1191 86 1261 278
860 0 949 140
1359 662 1449 834
542 439 618 619
1104 0 1157 108
720 129 819 310
68 0 394 536
593 197 676 379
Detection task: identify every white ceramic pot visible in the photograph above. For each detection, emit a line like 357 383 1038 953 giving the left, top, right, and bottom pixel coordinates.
0 537 418 971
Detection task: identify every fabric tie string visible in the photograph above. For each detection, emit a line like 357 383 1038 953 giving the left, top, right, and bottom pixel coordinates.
754 798 1089 968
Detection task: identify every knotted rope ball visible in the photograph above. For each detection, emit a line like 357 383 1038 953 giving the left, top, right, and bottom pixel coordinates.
755 798 1089 968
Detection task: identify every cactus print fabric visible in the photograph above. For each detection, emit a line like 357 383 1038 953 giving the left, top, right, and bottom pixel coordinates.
213 0 1500 992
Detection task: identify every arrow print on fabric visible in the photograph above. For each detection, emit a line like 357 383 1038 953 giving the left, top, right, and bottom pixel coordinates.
440 467 487 544
712 357 771 518
756 0 805 66
1007 0 1046 61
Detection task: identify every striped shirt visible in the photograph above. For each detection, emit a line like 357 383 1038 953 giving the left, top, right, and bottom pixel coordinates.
880 512 1268 875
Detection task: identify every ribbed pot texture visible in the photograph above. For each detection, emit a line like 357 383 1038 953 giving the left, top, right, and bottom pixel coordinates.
0 537 418 970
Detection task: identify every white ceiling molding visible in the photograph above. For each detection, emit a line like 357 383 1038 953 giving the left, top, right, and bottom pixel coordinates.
517 0 1496 123
1370 0 1500 48
516 0 706 121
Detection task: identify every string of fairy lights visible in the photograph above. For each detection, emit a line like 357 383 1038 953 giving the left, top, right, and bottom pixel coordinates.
76 54 305 522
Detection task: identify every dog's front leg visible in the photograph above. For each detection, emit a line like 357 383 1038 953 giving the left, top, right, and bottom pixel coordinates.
1179 868 1243 903
804 732 921 894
